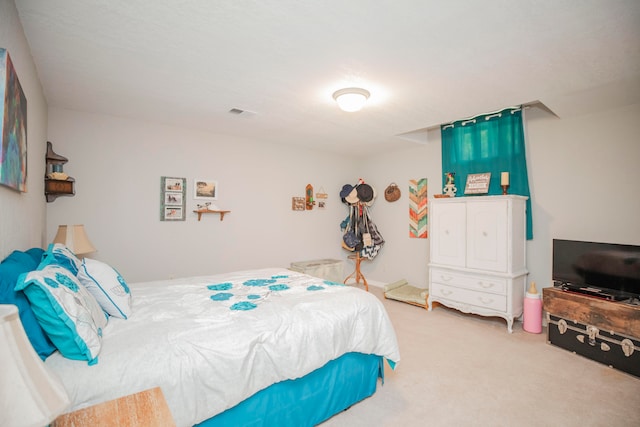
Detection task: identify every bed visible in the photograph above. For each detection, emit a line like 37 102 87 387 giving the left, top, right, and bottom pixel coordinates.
1 246 400 427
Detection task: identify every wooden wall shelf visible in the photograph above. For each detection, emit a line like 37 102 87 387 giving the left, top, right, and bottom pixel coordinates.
45 178 76 202
194 209 230 221
45 141 75 202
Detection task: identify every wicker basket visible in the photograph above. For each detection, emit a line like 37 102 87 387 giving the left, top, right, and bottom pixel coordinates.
384 183 401 202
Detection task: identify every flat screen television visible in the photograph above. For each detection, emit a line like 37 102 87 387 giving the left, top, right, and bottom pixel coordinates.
552 239 640 301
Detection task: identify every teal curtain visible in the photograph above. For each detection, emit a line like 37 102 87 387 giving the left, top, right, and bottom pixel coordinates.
441 107 533 239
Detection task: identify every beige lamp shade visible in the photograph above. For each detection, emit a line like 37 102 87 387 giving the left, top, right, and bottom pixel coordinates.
0 304 70 427
53 224 96 256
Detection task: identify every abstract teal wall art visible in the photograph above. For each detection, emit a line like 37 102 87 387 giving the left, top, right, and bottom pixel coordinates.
0 48 28 193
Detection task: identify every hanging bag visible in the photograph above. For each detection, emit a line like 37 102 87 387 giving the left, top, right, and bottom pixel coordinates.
365 206 385 246
359 207 384 260
360 212 375 259
342 206 360 250
361 208 372 247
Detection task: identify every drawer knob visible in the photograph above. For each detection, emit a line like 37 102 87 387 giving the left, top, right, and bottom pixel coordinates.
478 297 493 305
441 275 452 282
441 289 453 296
478 281 494 288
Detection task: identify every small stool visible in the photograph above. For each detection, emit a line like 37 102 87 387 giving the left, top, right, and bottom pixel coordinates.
344 253 368 291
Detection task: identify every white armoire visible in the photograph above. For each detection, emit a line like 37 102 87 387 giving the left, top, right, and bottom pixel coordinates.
427 195 528 333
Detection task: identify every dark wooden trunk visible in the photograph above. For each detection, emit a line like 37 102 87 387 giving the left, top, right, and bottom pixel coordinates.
543 287 640 378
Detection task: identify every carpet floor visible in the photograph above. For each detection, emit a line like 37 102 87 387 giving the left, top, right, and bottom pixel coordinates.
321 285 640 427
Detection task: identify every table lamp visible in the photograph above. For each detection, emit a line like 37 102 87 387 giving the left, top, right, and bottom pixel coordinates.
0 304 70 427
53 224 96 257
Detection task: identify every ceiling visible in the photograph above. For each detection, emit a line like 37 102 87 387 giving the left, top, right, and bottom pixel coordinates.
15 0 640 155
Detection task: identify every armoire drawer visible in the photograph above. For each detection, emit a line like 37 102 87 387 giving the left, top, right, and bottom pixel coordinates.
431 282 507 312
430 268 507 295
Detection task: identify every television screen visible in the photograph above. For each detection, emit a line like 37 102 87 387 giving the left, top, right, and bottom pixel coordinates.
552 239 640 299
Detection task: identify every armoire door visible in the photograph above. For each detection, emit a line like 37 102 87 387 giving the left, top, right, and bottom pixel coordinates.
466 200 508 272
430 201 466 267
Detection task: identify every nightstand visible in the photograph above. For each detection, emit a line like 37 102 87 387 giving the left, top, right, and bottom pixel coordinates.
52 387 175 427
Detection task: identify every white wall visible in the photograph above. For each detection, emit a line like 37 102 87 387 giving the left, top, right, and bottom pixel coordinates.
524 103 640 289
46 108 356 282
358 140 442 288
363 103 640 290
0 0 48 259
45 103 640 289
5 0 638 290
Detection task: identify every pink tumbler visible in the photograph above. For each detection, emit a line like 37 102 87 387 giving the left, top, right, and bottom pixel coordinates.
523 282 542 333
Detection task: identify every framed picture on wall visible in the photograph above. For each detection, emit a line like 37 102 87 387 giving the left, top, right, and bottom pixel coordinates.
164 191 183 206
0 48 28 193
194 179 218 200
164 206 183 220
164 177 184 192
292 197 305 211
160 176 186 221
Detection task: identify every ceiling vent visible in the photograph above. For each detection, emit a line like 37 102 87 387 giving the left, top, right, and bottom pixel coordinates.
228 108 256 117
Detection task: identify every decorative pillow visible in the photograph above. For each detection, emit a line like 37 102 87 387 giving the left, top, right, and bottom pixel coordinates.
0 248 56 359
15 265 108 365
39 243 82 275
78 258 131 319
25 247 45 265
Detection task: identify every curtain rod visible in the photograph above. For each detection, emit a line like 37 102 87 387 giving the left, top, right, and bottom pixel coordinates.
442 105 526 129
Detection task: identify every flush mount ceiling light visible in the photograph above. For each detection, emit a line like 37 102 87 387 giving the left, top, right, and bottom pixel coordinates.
332 87 370 112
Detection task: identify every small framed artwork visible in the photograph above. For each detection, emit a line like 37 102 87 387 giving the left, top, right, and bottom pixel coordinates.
464 172 491 195
164 206 183 220
164 191 183 206
164 177 184 191
194 179 218 200
292 197 305 211
160 176 186 221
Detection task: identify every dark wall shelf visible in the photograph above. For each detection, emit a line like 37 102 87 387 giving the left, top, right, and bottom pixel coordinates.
45 141 75 202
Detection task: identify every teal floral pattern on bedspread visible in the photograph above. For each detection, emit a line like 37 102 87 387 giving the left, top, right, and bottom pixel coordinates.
207 274 344 311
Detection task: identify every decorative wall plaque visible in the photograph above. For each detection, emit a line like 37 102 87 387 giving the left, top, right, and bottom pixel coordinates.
464 173 491 194
292 197 305 211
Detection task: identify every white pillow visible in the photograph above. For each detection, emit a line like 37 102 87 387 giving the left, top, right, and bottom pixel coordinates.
78 258 132 319
15 265 108 365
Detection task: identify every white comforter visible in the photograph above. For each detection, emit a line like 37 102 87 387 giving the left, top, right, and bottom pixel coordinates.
45 268 400 426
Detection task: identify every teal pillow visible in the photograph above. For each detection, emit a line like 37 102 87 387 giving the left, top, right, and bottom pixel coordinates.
25 247 45 265
0 248 56 359
16 264 108 365
39 243 82 275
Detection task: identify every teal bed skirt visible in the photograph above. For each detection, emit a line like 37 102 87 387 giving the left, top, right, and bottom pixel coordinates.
196 352 384 427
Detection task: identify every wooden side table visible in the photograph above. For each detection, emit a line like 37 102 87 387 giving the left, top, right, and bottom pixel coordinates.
344 253 369 291
53 387 175 427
